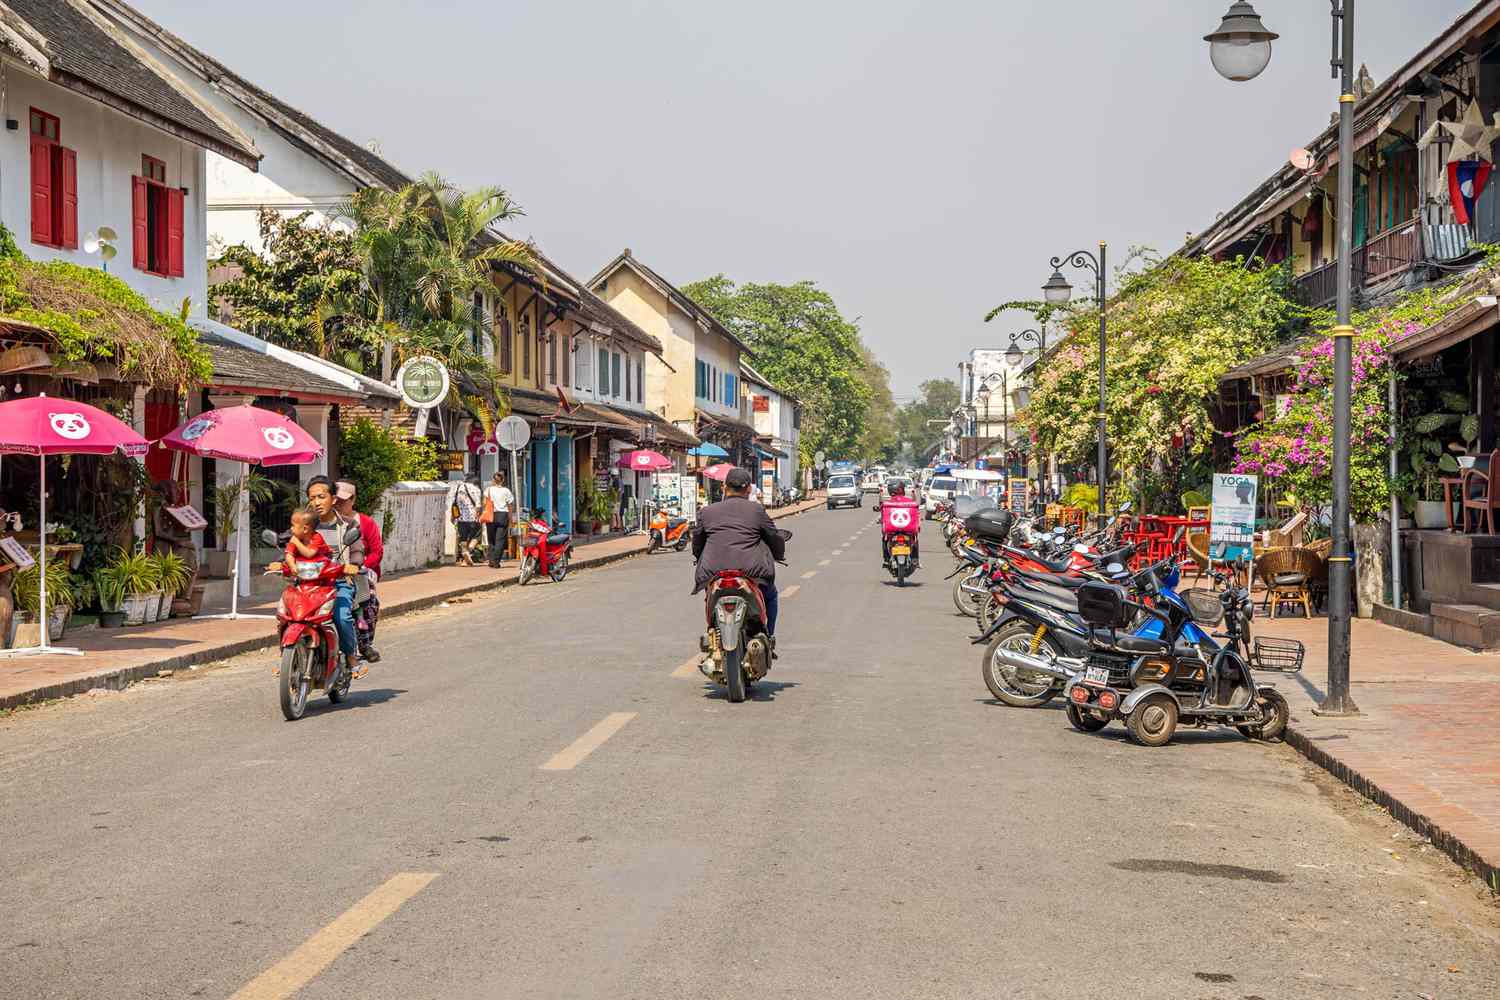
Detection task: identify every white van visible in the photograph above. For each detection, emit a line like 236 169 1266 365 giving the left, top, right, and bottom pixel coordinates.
924 475 959 517
826 472 863 509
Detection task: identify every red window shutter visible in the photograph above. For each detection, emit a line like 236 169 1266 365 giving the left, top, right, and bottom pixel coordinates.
29 135 52 246
59 147 78 249
131 177 149 271
166 187 185 277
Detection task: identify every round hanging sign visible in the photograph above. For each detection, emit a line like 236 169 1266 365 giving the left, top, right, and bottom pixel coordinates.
395 356 450 409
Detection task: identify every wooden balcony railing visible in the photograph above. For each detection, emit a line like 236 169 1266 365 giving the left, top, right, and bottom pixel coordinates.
1292 220 1421 308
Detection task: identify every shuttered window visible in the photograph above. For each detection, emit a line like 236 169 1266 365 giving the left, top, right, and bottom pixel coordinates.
496 301 512 373
521 313 532 380
29 109 77 250
133 155 184 277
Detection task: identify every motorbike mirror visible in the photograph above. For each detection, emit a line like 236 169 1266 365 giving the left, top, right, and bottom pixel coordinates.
343 525 363 545
260 528 278 546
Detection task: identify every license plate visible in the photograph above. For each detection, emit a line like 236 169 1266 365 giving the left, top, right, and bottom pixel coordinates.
1084 666 1111 686
891 545 911 556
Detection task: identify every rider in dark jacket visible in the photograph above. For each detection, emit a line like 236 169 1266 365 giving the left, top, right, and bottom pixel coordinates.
692 468 785 635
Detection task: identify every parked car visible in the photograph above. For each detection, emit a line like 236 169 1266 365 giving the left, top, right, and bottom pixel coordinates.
924 475 959 517
827 473 863 509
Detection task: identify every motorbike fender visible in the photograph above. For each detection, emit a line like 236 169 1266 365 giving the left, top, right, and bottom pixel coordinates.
970 609 1017 645
1119 683 1177 716
281 622 315 648
714 597 749 651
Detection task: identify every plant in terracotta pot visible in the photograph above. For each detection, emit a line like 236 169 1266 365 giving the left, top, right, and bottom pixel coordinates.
12 559 75 643
151 551 189 619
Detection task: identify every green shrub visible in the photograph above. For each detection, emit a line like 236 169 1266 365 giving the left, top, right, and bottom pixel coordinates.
13 560 76 614
1062 483 1099 514
338 418 441 513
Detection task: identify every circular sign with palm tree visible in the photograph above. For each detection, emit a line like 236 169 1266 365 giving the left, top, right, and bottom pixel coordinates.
396 356 450 409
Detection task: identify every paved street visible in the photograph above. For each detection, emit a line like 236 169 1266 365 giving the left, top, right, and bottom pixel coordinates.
4 507 1500 1000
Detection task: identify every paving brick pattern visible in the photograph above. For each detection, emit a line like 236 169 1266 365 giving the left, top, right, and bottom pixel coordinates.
0 495 827 710
1258 613 1500 890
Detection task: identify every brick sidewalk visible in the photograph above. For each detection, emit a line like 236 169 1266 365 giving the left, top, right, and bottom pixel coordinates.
1253 612 1500 891
0 495 826 710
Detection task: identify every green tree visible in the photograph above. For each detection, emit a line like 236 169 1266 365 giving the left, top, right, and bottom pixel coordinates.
895 378 961 461
682 276 875 461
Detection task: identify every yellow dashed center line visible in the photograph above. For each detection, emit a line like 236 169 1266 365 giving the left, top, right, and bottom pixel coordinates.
801 570 818 580
541 712 637 770
818 559 831 566
781 585 801 598
228 873 439 1000
670 657 702 678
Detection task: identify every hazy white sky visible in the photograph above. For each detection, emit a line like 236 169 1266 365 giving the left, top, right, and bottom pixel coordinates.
137 0 1472 398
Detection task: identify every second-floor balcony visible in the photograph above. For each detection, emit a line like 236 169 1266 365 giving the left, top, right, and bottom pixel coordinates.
1292 220 1422 309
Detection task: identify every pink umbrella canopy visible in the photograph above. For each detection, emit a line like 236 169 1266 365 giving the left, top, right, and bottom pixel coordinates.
701 462 736 482
160 404 323 466
616 448 673 472
0 395 149 456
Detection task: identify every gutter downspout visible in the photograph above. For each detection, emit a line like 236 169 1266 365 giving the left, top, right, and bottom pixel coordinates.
1389 367 1401 610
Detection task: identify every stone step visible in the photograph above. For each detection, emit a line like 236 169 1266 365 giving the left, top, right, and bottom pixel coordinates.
1430 602 1500 649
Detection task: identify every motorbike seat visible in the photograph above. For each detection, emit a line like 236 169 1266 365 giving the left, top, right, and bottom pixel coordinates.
1012 567 1084 590
547 533 571 547
1090 631 1170 655
667 517 688 529
1009 547 1073 574
1009 581 1080 614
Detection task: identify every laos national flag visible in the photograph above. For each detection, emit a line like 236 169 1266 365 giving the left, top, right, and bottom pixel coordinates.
1449 160 1493 225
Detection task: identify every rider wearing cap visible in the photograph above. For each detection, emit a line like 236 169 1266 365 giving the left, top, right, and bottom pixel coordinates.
692 467 785 642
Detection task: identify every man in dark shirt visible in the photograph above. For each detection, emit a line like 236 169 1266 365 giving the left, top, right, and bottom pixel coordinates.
692 468 785 637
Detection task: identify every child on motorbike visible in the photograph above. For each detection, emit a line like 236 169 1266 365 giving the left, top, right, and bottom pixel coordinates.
285 508 331 566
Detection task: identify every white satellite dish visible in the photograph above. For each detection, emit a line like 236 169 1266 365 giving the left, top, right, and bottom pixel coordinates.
83 229 118 270
1290 148 1314 171
83 236 100 254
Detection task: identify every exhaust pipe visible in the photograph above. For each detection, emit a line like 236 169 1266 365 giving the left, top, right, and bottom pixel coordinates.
990 646 1083 683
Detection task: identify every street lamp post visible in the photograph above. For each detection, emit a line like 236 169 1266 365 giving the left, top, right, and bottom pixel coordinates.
1204 0 1357 715
1042 245 1108 517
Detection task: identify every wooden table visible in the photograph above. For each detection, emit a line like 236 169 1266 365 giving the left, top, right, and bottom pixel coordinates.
1441 476 1465 531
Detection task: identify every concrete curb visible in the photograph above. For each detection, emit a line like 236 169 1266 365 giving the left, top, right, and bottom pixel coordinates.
1284 723 1500 892
2 497 828 711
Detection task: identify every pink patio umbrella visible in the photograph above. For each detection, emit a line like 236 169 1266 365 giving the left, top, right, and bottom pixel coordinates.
701 462 736 482
160 405 324 620
0 395 149 658
616 449 674 531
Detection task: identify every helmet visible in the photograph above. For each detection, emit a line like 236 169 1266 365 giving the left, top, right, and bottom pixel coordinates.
889 481 906 496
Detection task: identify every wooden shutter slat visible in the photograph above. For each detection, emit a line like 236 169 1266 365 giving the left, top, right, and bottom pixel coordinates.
131 176 149 271
59 146 78 249
166 186 185 277
30 135 52 246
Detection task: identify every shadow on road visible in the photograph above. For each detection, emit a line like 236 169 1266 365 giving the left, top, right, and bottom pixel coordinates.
303 687 408 716
702 680 801 702
880 580 925 588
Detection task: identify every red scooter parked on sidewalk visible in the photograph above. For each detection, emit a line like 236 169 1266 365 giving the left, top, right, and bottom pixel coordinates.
262 526 360 721
517 512 573 585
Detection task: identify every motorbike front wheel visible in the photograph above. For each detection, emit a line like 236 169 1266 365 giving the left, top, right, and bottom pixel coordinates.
1238 688 1290 742
279 640 313 721
549 552 570 582
674 535 689 552
517 554 536 586
977 593 1003 631
646 533 660 554
952 572 983 617
723 646 746 703
982 622 1061 707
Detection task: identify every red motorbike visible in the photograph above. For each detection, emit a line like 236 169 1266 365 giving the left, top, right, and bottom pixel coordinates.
517 514 572 585
271 552 352 721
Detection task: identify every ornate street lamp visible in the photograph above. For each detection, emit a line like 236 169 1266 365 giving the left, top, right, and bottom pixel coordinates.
1204 1 1278 82
1042 245 1108 517
1203 2 1357 716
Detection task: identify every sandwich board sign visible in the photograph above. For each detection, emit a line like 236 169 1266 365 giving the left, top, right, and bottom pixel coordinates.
1210 473 1257 549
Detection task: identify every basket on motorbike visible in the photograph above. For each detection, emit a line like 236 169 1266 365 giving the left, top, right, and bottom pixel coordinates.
963 507 1014 544
1250 635 1305 673
1181 588 1225 625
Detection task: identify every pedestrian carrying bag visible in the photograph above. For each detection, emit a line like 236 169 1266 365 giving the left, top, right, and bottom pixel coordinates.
480 494 495 524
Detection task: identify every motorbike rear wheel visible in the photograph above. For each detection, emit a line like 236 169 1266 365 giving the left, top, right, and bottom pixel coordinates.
982 622 1061 707
279 640 312 721
723 646 746 703
517 554 536 586
952 571 983 617
1126 693 1178 747
674 535 689 552
647 533 659 554
549 552 570 582
326 658 351 704
977 593 1003 631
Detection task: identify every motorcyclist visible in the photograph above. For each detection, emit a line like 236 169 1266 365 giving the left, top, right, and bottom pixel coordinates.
878 480 920 568
692 467 785 648
267 476 365 679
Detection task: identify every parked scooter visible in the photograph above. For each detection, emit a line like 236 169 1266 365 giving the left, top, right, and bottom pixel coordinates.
646 508 692 553
261 525 362 721
698 528 792 702
517 512 573 585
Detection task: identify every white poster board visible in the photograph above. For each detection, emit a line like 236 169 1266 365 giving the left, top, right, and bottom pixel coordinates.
0 535 34 571
654 472 683 512
1210 473 1258 549
165 505 208 531
680 475 699 521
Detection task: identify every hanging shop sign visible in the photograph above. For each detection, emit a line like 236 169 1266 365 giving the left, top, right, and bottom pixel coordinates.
396 356 450 410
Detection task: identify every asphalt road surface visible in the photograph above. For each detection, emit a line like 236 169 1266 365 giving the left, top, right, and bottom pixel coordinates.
4 507 1500 999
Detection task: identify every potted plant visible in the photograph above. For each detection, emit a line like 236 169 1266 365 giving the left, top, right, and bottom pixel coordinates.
1402 392 1479 529
11 559 76 644
95 565 128 628
209 473 274 577
152 551 189 619
111 548 159 625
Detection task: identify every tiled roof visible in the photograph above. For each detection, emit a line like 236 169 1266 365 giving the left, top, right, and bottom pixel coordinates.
200 330 366 400
7 0 258 166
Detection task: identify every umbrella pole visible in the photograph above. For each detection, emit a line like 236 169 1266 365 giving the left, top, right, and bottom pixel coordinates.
197 460 272 621
0 454 83 658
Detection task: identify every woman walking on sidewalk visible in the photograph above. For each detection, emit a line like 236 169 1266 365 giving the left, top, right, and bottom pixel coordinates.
483 471 515 568
449 475 483 566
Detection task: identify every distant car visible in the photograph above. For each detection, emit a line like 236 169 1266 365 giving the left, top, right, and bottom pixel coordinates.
826 473 863 510
924 475 959 517
861 473 883 493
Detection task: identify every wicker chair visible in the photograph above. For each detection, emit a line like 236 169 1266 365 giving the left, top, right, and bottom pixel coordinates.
1305 537 1333 611
1255 546 1321 618
1184 529 1211 586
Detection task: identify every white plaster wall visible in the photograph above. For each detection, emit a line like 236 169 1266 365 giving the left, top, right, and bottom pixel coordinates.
1 64 208 314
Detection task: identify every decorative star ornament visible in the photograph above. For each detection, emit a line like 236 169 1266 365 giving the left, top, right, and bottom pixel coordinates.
1419 99 1500 163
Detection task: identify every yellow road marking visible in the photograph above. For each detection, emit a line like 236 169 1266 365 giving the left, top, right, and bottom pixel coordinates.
541 712 637 770
801 570 818 579
831 550 842 556
670 657 702 678
781 584 801 597
818 558 831 566
228 872 438 1000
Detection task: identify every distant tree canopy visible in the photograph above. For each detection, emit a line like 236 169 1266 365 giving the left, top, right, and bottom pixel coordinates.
895 378 961 462
682 276 881 464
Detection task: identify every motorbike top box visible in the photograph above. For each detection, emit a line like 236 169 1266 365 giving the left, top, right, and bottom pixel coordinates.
880 496 921 535
963 507 1014 543
1076 580 1132 629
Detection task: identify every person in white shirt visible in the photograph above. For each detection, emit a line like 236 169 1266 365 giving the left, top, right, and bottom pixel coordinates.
484 471 516 567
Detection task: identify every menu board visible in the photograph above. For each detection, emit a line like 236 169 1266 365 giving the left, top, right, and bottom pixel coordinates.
165 505 208 530
1007 478 1028 514
0 535 34 571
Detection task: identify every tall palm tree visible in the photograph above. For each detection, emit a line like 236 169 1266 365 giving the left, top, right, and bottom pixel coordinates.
410 171 539 321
